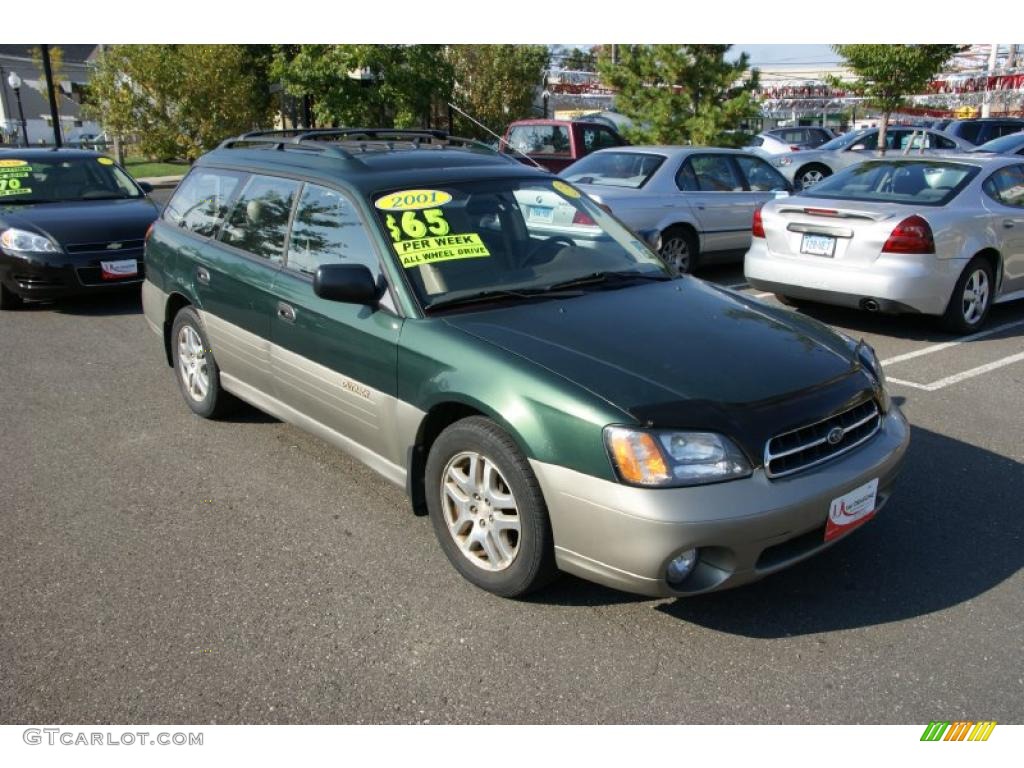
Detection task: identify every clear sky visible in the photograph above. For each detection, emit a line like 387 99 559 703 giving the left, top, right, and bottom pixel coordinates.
729 44 841 65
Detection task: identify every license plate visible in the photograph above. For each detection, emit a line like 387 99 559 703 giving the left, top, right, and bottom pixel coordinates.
100 259 138 280
824 478 878 541
800 233 836 257
528 205 554 224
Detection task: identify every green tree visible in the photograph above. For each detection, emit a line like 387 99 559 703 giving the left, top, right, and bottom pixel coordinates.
85 45 273 161
598 45 760 146
560 46 596 72
830 45 961 155
446 45 549 140
272 45 453 130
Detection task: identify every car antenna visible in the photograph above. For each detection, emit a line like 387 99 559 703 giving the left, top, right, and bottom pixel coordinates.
446 101 548 171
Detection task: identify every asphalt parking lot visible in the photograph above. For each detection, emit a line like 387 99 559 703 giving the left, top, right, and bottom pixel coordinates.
2 197 1022 722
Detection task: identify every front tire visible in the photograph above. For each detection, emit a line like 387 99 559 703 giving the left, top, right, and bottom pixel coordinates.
425 416 558 597
170 306 237 418
942 258 994 334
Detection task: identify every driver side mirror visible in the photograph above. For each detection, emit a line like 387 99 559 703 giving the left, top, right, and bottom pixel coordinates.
313 264 379 305
138 181 154 194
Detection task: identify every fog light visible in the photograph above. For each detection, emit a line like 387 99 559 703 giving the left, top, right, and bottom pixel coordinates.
666 549 698 586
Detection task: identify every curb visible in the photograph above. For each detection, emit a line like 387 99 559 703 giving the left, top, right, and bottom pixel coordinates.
138 175 184 189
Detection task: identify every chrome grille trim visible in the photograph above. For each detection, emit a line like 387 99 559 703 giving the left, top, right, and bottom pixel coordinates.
765 399 881 479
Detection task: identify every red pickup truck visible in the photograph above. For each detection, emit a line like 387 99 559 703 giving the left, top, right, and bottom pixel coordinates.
500 119 627 172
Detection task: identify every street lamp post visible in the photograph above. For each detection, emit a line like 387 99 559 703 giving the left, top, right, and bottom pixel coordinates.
7 71 29 147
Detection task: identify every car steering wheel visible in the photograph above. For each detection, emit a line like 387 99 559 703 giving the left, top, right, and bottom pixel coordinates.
527 235 576 264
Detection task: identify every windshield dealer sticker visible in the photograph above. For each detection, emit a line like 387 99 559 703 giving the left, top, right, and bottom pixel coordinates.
0 159 28 168
97 157 115 166
381 203 490 268
374 189 452 211
0 165 30 197
552 180 580 198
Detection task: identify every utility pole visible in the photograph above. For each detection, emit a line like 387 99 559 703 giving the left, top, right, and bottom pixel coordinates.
40 45 62 147
981 43 999 118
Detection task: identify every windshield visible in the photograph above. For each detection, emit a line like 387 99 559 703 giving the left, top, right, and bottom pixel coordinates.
802 161 979 206
0 156 142 203
372 178 668 310
972 133 1024 153
817 129 872 152
562 152 666 189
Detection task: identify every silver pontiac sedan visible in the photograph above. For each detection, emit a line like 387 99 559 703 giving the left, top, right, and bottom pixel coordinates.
561 146 792 274
745 155 1024 334
771 126 972 190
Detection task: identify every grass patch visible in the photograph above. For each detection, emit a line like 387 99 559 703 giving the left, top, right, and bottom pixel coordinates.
122 158 190 179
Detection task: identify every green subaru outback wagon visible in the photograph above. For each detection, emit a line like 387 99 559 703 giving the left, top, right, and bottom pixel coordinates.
143 129 910 598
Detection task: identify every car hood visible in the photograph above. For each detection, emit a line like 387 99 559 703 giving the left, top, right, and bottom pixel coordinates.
442 279 877 456
0 198 160 246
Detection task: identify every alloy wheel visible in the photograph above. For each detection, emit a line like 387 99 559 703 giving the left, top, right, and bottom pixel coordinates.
177 325 210 403
660 237 691 274
800 169 825 188
961 268 990 325
440 451 521 572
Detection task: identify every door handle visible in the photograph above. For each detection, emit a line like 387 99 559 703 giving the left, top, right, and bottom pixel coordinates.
277 302 296 323
196 266 210 285
1004 220 1016 229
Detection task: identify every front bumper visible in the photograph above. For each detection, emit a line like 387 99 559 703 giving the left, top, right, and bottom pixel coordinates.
531 405 910 597
0 248 145 300
744 239 963 316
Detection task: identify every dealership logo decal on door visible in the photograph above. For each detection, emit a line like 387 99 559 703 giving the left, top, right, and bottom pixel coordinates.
824 477 878 541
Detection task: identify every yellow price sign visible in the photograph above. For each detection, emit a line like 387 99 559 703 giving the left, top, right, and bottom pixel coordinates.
0 159 28 168
97 157 115 166
375 189 453 211
394 233 491 268
552 180 581 198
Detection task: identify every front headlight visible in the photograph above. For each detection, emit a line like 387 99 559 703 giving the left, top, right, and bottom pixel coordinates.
856 340 891 412
774 157 793 167
604 426 752 487
0 227 60 254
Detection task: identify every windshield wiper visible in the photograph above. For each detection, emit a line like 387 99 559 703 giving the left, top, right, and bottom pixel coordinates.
546 270 674 291
425 287 583 313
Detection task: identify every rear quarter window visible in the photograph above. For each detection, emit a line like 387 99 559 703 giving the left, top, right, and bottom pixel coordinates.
164 169 244 237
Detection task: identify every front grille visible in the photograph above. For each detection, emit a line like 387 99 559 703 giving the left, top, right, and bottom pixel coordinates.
65 240 145 254
76 264 146 287
764 399 881 479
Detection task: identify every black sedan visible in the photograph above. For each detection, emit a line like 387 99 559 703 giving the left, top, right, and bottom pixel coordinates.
0 149 160 309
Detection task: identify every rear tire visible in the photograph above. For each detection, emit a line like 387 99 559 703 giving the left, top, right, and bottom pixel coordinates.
425 416 558 598
0 281 24 311
170 306 237 418
796 163 831 190
659 226 699 275
942 257 994 334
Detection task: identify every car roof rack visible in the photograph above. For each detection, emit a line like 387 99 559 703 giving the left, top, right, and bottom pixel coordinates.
218 128 504 162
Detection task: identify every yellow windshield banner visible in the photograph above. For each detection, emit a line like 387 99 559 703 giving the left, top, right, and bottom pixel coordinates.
395 233 490 268
0 159 28 168
375 189 453 211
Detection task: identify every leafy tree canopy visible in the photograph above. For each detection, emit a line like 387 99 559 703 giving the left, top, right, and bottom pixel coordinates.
598 45 761 146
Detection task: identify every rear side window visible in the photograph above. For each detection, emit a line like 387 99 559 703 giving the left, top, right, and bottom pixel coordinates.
286 184 380 277
507 125 572 156
956 123 983 144
679 155 744 192
734 155 789 192
983 165 1024 208
580 126 621 154
163 168 243 237
218 175 301 262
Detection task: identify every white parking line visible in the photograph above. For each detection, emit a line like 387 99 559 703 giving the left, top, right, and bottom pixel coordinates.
724 282 749 290
880 318 1024 366
719 281 775 299
887 351 1024 392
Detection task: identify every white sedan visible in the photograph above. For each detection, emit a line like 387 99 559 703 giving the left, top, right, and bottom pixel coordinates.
744 155 1024 333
